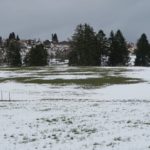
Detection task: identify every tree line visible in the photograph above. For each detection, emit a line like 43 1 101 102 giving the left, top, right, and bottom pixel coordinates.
69 24 150 66
0 32 48 67
0 24 150 67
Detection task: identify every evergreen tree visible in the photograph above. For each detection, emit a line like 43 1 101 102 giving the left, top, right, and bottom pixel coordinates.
6 40 22 66
9 32 16 40
52 33 58 43
0 42 4 65
16 35 20 41
135 34 150 66
25 44 48 66
0 36 2 46
69 24 83 65
108 30 129 66
69 24 100 66
96 30 108 65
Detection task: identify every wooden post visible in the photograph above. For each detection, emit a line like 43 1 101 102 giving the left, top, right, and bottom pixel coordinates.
1 91 3 101
9 92 11 101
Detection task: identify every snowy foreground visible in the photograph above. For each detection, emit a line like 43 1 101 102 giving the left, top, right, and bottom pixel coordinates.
0 66 150 150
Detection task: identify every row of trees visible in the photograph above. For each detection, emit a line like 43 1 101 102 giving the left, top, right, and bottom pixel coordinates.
1 24 150 67
69 24 150 66
1 32 48 67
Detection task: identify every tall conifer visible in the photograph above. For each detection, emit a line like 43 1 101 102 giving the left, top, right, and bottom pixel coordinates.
135 34 150 66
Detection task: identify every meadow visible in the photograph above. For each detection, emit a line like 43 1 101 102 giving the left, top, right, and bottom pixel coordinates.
0 65 150 150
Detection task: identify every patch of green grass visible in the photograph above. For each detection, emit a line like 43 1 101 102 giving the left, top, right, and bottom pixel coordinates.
143 122 150 125
0 66 144 87
19 76 143 87
0 77 37 83
71 127 97 135
21 136 37 144
65 67 128 73
61 117 73 124
41 118 59 124
0 67 33 71
0 75 143 87
0 78 8 83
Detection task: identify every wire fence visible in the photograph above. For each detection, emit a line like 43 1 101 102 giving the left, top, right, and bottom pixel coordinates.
1 91 11 101
0 91 35 101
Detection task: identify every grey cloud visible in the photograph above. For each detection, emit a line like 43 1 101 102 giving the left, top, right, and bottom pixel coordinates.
0 0 150 42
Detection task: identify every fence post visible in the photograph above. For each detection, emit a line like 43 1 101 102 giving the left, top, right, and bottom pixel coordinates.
1 91 3 101
9 92 11 101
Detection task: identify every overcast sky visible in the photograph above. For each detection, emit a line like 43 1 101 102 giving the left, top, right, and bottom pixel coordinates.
0 0 149 42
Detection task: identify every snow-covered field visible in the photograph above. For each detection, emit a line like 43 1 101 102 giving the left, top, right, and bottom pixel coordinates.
0 66 150 150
